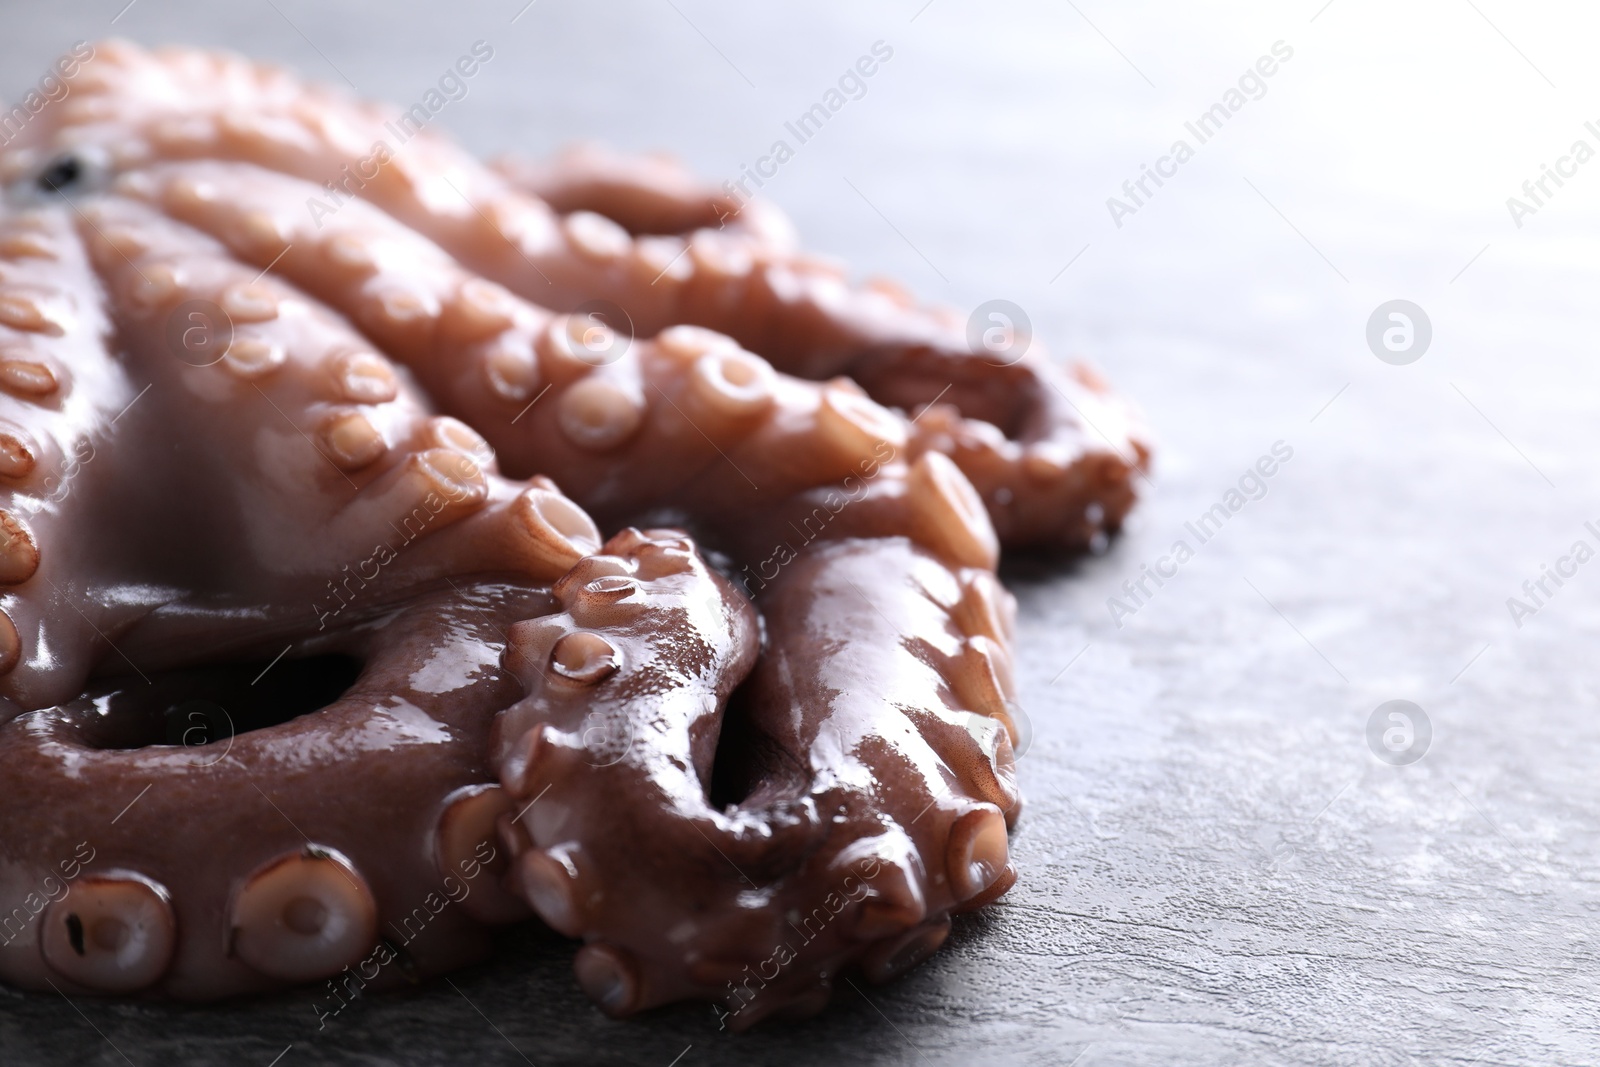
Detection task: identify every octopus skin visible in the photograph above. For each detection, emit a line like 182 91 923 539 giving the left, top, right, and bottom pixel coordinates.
0 40 1148 1025
0 581 542 999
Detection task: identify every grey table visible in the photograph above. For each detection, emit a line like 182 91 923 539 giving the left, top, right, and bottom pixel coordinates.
2 1 1598 1063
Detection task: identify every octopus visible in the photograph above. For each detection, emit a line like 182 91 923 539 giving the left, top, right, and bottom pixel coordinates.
0 41 1148 1028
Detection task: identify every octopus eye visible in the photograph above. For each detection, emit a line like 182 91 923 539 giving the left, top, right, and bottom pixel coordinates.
37 155 82 192
33 148 110 196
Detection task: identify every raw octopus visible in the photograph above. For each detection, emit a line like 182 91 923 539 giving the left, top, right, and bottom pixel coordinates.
0 41 1148 1028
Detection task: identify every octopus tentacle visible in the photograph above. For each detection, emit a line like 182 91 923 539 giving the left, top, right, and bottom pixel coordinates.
0 206 145 708
493 486 1021 1025
114 162 925 538
490 142 797 252
491 530 785 938
486 149 1151 553
0 40 1152 1024
0 582 541 998
9 41 1145 550
131 151 1037 1017
3 187 601 695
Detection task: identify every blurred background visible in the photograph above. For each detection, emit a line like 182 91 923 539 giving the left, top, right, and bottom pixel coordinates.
3 1 1598 1064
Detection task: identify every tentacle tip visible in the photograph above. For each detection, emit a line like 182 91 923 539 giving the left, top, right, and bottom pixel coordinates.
511 487 602 578
516 848 584 937
947 805 1010 905
574 942 640 1017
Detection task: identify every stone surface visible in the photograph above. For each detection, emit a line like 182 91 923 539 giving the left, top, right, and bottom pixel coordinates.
3 0 1598 1064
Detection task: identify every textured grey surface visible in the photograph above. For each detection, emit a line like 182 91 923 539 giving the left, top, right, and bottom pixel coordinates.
3 0 1599 1064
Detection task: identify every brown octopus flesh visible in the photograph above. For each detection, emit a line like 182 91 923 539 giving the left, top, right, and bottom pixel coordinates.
0 40 1148 1028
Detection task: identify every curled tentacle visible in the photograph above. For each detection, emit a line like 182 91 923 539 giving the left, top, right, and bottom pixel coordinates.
493 493 1022 1024
0 582 544 998
0 40 1151 1024
7 42 1146 551
0 206 150 708
491 142 797 252
0 181 603 700
106 161 931 539
488 146 1150 552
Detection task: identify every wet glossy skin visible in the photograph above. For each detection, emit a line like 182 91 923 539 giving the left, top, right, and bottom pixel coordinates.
493 536 1021 1021
0 583 541 1001
0 41 1145 1023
